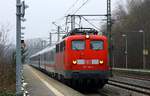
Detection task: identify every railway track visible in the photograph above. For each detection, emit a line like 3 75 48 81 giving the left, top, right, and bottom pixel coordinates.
33 66 150 96
108 79 150 95
83 89 114 96
119 75 150 81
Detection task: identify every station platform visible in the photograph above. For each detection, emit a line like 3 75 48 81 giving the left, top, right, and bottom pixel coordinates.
23 64 84 96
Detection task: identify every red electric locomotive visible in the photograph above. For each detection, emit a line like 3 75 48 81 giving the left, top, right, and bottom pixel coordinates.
30 28 110 90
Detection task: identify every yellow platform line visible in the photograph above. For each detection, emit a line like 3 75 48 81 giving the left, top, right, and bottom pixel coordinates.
30 67 64 96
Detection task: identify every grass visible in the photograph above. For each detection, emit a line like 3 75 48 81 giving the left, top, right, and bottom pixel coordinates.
0 64 16 95
0 91 15 96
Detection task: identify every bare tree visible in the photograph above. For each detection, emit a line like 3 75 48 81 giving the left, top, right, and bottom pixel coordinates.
0 24 15 92
26 38 48 55
102 0 150 69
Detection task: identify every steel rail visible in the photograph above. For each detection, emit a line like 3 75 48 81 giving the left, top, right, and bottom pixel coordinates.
108 79 150 95
119 75 150 81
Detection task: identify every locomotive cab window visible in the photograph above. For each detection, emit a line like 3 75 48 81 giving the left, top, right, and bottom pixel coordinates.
90 40 104 50
72 40 85 50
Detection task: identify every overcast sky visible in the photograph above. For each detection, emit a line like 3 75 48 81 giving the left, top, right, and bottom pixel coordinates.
0 0 125 43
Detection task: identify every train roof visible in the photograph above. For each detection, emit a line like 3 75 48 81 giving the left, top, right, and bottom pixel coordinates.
30 45 55 58
62 28 98 39
64 34 107 41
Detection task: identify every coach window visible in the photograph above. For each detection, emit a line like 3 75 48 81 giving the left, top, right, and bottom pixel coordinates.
60 42 62 52
72 40 85 50
62 41 65 51
90 40 104 50
60 41 65 52
56 44 59 53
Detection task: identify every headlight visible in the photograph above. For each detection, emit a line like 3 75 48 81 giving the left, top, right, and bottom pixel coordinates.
86 35 90 39
73 60 77 64
99 60 104 64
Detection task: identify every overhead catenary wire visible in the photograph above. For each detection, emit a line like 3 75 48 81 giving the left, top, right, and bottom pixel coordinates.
73 0 90 14
82 16 101 31
52 22 66 33
54 0 90 32
55 0 80 24
53 0 79 32
64 0 80 15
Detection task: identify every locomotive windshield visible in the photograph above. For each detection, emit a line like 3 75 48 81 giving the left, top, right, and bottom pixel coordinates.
72 40 85 50
90 40 103 50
